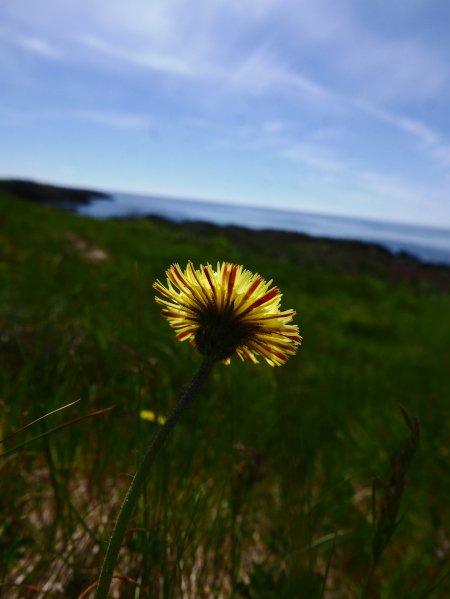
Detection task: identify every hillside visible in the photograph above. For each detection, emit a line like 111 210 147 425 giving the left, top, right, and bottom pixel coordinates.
1 189 450 598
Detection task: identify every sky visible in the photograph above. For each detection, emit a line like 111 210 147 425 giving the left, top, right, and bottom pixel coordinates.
1 0 450 228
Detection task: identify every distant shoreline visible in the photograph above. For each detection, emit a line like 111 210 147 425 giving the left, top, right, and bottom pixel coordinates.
0 178 110 208
142 214 450 288
2 178 449 287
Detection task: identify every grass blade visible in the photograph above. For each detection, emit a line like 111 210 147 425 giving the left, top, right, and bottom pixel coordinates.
0 399 81 445
0 406 115 459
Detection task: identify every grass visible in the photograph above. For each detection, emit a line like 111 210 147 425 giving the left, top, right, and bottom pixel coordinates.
1 192 450 598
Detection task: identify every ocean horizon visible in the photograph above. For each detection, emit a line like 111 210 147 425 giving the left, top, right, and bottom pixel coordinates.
77 191 450 267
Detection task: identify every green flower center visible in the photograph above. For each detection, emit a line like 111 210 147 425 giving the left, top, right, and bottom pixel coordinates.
193 305 260 361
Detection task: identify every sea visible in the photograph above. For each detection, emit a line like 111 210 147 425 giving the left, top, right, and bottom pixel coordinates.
77 192 450 267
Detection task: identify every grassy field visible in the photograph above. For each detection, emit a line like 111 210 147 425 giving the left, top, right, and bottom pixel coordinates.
1 192 450 598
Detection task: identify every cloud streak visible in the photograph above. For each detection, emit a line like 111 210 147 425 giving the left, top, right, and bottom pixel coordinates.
1 0 450 226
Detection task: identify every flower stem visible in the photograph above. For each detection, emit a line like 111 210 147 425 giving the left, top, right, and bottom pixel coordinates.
94 355 215 599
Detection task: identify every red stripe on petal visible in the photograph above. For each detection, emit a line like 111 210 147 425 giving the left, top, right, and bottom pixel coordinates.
261 332 301 347
257 343 289 361
242 347 258 363
235 350 245 362
242 277 263 303
266 340 297 351
228 264 237 296
161 309 186 318
189 262 209 299
154 297 177 307
246 288 280 312
278 329 302 341
222 263 228 291
167 270 182 292
176 329 197 341
266 347 289 361
255 312 294 321
153 283 180 302
202 266 217 299
173 264 208 307
172 264 194 293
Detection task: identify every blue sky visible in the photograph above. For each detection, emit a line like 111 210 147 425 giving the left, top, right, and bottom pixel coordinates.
1 0 450 227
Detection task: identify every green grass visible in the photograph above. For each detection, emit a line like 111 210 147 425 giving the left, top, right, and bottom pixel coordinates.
1 193 450 598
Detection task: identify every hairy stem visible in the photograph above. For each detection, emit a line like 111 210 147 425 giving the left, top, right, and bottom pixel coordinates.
94 355 215 599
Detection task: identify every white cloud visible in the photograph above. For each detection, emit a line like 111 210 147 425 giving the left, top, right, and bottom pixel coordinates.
71 110 151 130
283 142 348 173
276 70 330 98
2 0 448 101
340 36 447 102
264 120 284 134
16 35 62 59
0 103 152 131
5 0 444 109
355 100 450 172
2 0 450 227
397 117 440 147
79 34 193 76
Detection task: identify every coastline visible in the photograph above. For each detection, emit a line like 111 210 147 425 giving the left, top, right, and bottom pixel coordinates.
2 177 449 288
0 179 110 209
143 215 450 290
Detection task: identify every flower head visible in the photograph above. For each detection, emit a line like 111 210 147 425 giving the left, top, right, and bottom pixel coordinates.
140 410 166 425
153 261 302 366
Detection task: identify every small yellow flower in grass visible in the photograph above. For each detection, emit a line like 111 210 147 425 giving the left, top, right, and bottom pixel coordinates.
140 410 166 425
153 261 302 366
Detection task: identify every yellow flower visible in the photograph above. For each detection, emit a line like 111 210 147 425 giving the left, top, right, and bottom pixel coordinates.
140 410 166 425
153 261 302 366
